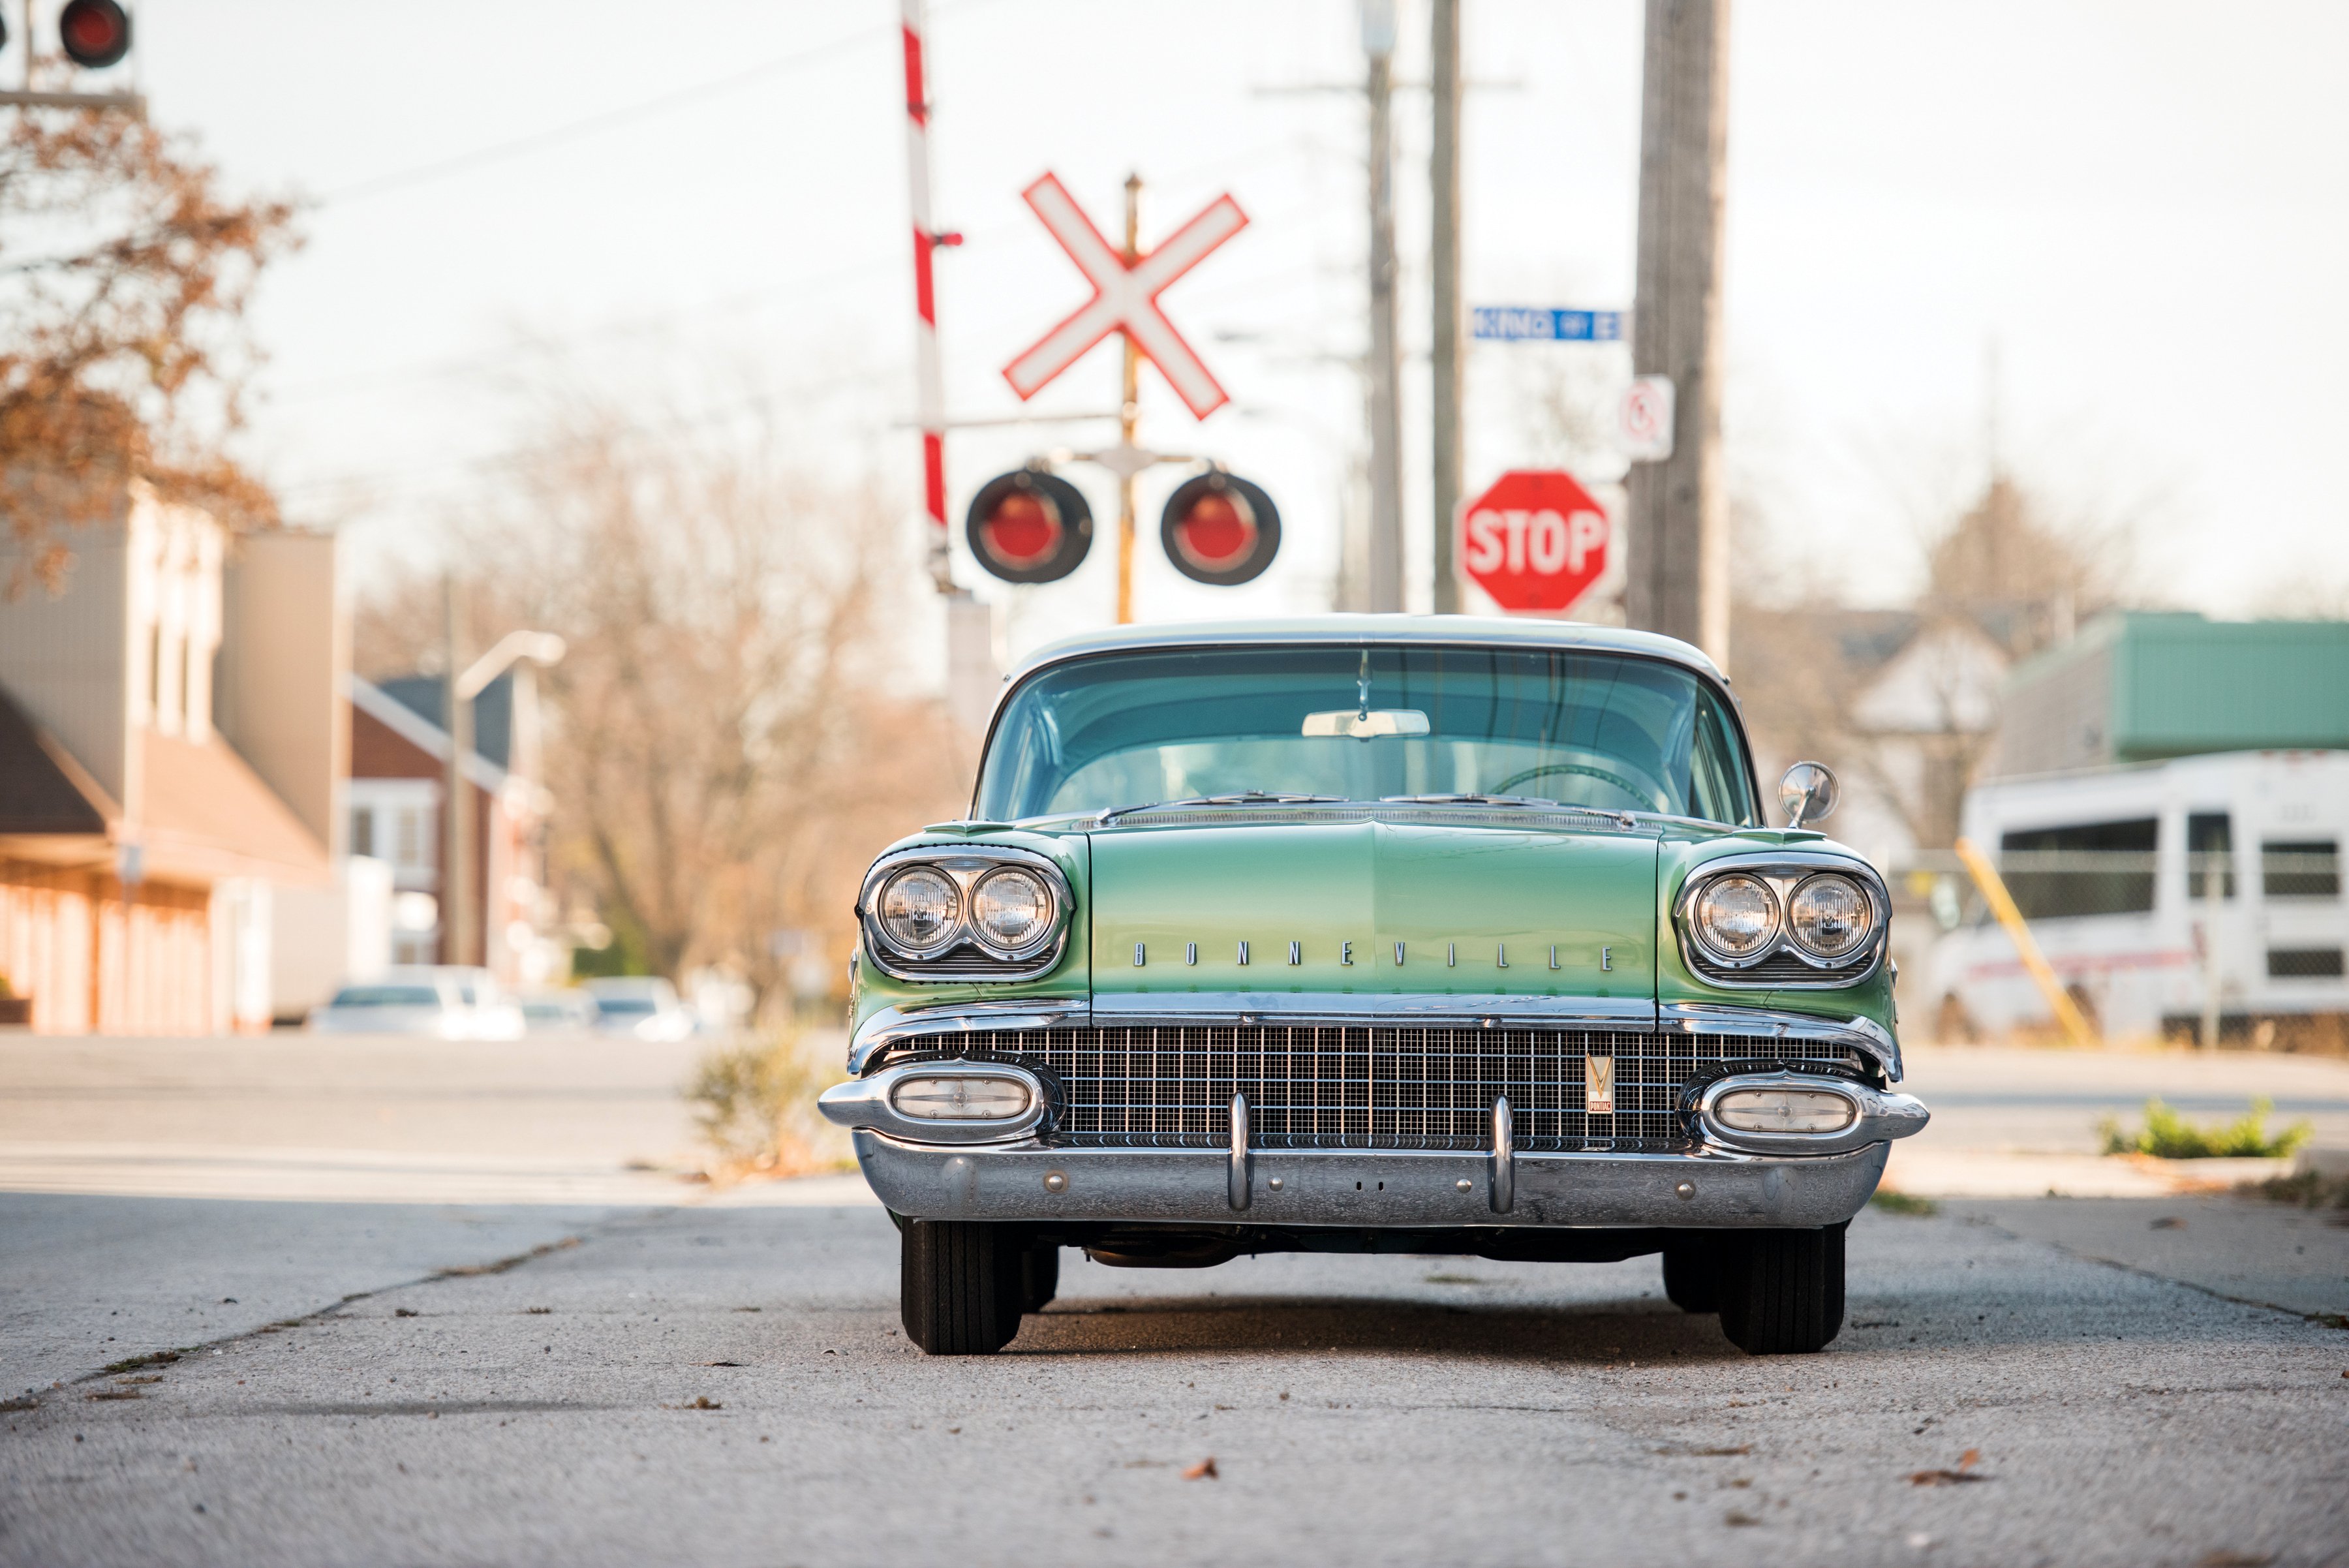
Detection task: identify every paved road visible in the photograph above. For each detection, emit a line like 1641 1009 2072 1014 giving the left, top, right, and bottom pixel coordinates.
5 1198 2345 1567
3 1034 2346 1565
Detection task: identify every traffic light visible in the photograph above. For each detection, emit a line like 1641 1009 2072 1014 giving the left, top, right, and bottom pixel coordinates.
59 0 132 69
966 468 1094 585
1160 471 1280 586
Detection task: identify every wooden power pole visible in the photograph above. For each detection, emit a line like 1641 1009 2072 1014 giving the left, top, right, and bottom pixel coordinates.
1429 0 1464 615
1625 0 1731 664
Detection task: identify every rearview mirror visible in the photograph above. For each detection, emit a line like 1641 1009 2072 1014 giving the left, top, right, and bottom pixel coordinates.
1778 761 1840 829
1301 709 1432 741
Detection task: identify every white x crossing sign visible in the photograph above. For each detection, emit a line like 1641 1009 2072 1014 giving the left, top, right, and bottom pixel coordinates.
1000 172 1249 421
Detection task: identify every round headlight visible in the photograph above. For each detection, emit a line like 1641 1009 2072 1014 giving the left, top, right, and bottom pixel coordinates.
970 867 1054 951
1788 874 1873 959
877 866 960 950
1693 873 1779 960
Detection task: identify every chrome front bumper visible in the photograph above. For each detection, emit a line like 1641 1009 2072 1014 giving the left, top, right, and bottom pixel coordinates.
848 1129 1894 1230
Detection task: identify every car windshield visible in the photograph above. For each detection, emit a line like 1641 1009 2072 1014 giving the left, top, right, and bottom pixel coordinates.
594 997 655 1015
976 645 1757 823
331 985 440 1008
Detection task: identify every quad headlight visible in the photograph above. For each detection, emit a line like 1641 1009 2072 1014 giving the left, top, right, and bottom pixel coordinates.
1691 873 1779 960
878 866 960 951
857 847 1073 980
1676 855 1887 985
1788 873 1872 959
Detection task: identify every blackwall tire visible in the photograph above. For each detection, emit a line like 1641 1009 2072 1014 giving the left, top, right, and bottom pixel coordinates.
901 1220 1023 1355
1717 1223 1846 1355
1661 1236 1723 1314
1020 1244 1060 1314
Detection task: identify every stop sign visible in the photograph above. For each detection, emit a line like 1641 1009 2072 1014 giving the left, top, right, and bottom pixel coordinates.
1460 470 1610 613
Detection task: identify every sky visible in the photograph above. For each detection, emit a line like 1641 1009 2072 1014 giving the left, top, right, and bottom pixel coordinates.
38 0 2349 674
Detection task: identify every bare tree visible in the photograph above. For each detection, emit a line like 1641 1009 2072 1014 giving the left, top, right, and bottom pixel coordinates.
417 395 964 1013
0 102 297 589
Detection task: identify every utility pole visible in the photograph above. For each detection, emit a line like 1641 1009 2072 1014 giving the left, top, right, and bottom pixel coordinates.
1625 0 1731 664
1428 0 1464 615
440 576 474 970
1363 0 1404 613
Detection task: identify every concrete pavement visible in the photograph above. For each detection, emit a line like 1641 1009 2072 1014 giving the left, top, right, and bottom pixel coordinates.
4 1032 2347 1564
4 1199 2344 1567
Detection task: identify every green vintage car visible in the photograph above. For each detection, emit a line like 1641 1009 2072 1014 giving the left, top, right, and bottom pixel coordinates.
820 617 1926 1356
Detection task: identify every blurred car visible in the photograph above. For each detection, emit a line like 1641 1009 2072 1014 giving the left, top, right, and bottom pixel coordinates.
309 966 527 1039
515 988 600 1034
309 969 476 1038
583 976 696 1041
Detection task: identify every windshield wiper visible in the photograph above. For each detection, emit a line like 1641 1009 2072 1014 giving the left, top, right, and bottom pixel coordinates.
1094 792 1349 825
1379 792 1556 807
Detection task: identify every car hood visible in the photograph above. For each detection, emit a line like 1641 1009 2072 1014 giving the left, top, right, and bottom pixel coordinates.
1084 818 1659 1003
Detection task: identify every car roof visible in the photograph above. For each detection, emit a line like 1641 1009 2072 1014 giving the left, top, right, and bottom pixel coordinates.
999 615 1726 688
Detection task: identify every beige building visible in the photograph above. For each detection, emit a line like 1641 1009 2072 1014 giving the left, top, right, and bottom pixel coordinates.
0 487 343 1032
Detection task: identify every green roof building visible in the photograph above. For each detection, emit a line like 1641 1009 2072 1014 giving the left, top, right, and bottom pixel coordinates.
1993 612 2349 776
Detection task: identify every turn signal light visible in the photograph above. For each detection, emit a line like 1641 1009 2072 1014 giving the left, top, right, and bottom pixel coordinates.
1712 1087 1854 1134
889 1075 1032 1121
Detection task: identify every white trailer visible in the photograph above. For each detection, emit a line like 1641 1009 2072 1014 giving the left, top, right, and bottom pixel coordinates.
1927 750 2348 1045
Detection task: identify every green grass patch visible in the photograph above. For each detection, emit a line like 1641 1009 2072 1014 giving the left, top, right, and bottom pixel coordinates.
2098 1098 2312 1159
1869 1189 1939 1217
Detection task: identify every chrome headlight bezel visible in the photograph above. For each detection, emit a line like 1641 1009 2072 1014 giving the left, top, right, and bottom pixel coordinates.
1673 852 1890 988
857 846 1073 981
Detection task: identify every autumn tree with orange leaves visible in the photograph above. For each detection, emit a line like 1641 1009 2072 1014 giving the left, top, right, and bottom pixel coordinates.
0 103 297 589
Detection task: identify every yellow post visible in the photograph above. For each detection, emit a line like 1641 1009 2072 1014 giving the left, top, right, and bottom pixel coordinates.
1953 836 2098 1049
1115 172 1143 626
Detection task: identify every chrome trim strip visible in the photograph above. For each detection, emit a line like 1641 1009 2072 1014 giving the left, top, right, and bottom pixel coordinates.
1691 1070 1929 1156
1490 1096 1514 1214
848 1000 1088 1073
1229 1092 1251 1212
852 1130 1891 1229
1658 1002 1903 1083
817 1061 1050 1145
1088 992 1658 1027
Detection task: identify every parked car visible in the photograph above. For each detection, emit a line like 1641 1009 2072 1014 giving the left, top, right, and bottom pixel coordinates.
583 976 695 1041
1926 750 2348 1045
309 966 525 1039
311 968 472 1038
820 617 1926 1357
515 988 601 1034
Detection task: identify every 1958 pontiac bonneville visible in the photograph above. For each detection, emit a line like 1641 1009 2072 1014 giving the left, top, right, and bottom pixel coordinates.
820 617 1927 1356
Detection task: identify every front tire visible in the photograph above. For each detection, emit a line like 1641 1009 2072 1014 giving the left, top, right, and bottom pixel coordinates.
901 1220 1023 1355
1717 1223 1846 1355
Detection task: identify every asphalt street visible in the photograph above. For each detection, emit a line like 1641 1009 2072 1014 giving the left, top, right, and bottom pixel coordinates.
3 1034 2346 1565
5 1197 2347 1567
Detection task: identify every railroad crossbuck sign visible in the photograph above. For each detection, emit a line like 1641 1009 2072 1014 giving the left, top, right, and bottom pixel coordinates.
1461 469 1610 613
1001 172 1249 420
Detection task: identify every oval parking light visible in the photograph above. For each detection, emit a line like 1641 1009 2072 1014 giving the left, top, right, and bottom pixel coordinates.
1712 1087 1855 1135
889 1075 1032 1121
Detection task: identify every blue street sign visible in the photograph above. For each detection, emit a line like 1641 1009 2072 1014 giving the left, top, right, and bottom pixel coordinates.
1471 307 1625 343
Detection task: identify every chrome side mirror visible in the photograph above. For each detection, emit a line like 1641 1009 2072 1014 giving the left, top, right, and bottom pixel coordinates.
1778 761 1840 829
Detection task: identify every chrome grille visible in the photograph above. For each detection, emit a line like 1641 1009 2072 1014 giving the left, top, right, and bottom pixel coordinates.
880 1026 1863 1152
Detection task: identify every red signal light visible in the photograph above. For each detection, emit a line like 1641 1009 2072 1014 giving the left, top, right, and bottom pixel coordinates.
966 469 1094 584
1161 471 1280 586
59 0 132 69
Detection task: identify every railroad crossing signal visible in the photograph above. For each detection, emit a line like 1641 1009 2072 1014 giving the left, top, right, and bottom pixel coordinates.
1001 172 1248 420
1460 470 1610 614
